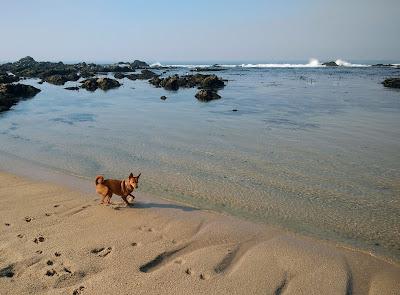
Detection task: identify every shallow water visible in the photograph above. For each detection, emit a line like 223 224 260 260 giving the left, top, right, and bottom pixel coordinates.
1 66 400 261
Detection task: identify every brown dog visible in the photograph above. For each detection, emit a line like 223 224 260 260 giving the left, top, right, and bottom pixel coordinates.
95 173 141 206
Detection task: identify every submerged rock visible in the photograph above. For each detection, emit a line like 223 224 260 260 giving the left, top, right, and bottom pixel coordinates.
160 95 167 100
382 78 400 88
0 83 41 112
195 89 221 101
64 86 80 91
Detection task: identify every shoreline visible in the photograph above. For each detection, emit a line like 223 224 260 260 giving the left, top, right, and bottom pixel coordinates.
1 170 400 293
0 151 399 266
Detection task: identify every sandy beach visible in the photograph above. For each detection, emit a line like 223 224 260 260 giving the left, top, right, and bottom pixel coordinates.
0 171 399 295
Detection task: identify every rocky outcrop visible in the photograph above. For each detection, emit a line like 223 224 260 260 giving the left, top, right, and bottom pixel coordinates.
130 60 149 69
149 74 225 91
114 72 126 79
190 67 225 72
382 78 400 88
322 61 338 67
200 75 225 89
126 70 159 81
195 90 221 101
80 77 121 91
0 74 20 84
0 83 41 112
0 57 152 84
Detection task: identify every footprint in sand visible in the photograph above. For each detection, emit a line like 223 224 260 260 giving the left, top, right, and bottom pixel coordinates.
36 250 43 254
55 252 62 257
45 269 56 276
24 216 32 222
5 223 11 227
199 273 209 280
72 286 85 295
47 260 53 266
33 236 45 243
174 259 184 265
54 204 60 208
131 242 139 247
90 247 112 257
185 268 193 275
17 234 24 238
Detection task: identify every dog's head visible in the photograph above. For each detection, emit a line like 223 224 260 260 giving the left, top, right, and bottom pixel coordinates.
128 172 141 189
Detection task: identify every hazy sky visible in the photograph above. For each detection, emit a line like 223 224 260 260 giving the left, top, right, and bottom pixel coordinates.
1 0 399 62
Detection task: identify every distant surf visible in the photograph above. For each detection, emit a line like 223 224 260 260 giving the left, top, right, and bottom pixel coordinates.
150 58 373 68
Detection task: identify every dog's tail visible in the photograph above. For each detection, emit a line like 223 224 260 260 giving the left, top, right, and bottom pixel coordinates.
95 175 104 185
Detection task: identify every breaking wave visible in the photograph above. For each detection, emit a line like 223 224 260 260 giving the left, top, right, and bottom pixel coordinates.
151 58 370 69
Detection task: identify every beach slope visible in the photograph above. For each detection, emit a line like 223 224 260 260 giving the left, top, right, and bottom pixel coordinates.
0 172 399 294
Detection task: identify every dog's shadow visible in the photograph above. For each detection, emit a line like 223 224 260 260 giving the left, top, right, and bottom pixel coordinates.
113 201 198 212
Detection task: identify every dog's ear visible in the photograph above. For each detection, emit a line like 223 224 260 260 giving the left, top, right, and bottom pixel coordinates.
137 173 141 178
129 173 134 178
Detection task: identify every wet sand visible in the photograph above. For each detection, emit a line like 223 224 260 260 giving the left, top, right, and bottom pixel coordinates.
0 171 399 294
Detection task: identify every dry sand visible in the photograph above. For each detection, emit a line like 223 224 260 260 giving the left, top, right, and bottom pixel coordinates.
0 171 399 295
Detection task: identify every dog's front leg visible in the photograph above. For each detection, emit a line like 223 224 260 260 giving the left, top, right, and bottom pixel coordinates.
121 196 130 206
129 193 135 199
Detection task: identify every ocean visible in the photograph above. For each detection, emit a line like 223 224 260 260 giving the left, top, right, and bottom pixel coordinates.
1 60 399 261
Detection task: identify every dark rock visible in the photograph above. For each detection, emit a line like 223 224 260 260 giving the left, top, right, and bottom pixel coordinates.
195 89 221 101
322 61 338 67
14 56 37 68
125 74 138 81
65 86 80 91
140 69 158 79
149 74 226 91
79 70 95 78
114 72 125 79
0 74 20 84
372 64 393 67
0 83 41 112
160 95 167 100
200 75 225 89
97 77 121 90
44 75 67 85
131 60 149 69
37 80 44 84
126 70 158 80
382 78 400 88
80 79 98 91
149 77 162 87
162 76 179 90
190 67 225 72
232 109 238 112
80 77 121 91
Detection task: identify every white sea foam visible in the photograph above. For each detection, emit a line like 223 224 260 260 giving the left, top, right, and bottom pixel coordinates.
151 59 371 69
335 59 368 67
